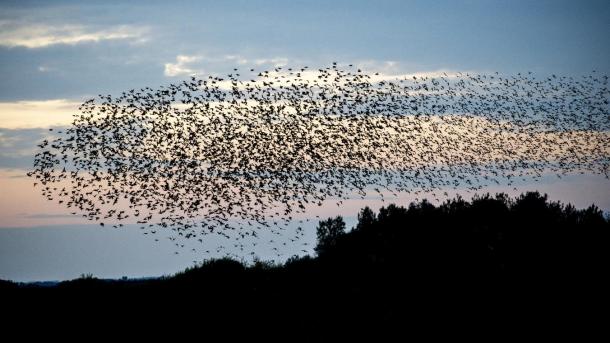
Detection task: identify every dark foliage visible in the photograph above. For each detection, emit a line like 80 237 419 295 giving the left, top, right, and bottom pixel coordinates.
3 192 609 335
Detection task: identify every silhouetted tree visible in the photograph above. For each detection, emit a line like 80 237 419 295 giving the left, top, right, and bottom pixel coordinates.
315 215 346 256
355 206 376 231
4 191 608 330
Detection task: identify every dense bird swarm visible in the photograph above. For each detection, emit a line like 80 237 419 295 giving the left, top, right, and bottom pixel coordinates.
29 64 609 250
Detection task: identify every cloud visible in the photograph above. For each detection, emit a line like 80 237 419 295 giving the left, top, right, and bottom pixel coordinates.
164 55 203 77
254 57 289 67
0 22 149 48
164 54 291 77
223 55 248 65
348 60 475 81
0 127 58 168
0 98 79 166
0 99 79 129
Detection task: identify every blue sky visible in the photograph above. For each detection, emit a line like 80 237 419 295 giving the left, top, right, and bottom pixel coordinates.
0 0 609 281
1 0 609 100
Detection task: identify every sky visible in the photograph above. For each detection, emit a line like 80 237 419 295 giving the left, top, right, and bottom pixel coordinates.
1 0 609 282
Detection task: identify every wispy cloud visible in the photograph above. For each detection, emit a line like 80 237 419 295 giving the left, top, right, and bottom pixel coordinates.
0 99 79 129
164 55 202 77
350 60 472 81
223 55 249 65
0 127 60 168
163 54 294 77
0 22 149 48
254 57 289 67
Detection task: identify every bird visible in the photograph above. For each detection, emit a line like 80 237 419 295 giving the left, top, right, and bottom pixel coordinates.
28 63 610 259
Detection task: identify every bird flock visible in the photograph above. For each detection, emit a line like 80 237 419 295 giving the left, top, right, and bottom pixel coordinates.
29 64 609 253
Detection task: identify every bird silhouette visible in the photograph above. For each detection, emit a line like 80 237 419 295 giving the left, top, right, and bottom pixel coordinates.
28 64 609 255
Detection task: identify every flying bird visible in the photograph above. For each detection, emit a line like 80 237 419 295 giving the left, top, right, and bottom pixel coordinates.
28 64 610 254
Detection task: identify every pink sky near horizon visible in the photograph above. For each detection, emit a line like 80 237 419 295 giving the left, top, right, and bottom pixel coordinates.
2 166 608 229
